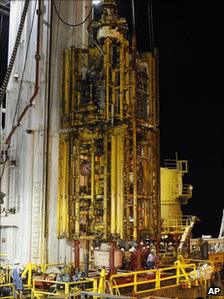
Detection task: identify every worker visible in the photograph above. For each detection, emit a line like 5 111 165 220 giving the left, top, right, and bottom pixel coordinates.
129 246 136 253
160 241 165 253
141 246 149 269
12 261 23 297
129 246 137 270
167 242 175 256
146 249 156 270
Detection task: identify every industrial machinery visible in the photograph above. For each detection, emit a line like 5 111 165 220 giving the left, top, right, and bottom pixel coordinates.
190 210 224 272
58 0 160 266
1 0 222 298
161 157 192 223
160 156 196 257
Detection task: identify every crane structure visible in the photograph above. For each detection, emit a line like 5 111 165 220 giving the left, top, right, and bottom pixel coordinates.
218 209 224 239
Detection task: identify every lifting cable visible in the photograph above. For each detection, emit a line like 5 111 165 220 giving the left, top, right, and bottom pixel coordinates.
131 0 136 35
0 0 30 107
147 0 154 52
52 0 94 27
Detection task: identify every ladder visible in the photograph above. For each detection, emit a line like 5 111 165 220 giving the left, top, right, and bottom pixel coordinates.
31 182 41 260
178 216 196 255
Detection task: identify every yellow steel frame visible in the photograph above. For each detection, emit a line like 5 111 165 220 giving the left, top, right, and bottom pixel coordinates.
0 268 10 285
161 216 195 234
208 253 224 271
58 0 160 242
32 278 96 299
0 264 36 292
1 262 81 297
31 268 107 298
109 262 197 295
57 133 69 237
103 132 109 239
21 263 66 289
21 263 39 289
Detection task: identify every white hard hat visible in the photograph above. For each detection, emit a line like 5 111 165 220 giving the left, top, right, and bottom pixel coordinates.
129 246 136 252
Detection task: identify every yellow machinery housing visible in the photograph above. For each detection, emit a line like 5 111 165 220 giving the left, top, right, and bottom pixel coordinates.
58 0 160 242
160 158 193 234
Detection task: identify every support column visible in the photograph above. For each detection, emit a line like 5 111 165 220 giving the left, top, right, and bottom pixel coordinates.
111 136 116 235
73 240 80 272
136 246 142 270
109 241 115 275
80 240 89 274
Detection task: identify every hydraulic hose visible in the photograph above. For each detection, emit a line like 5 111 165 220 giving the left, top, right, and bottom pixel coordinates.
5 0 41 145
0 0 30 107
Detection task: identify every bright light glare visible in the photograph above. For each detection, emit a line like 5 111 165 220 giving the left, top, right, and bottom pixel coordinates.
93 0 102 5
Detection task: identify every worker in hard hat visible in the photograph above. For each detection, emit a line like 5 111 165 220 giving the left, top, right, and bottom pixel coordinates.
129 246 137 270
12 261 23 297
167 242 175 256
146 249 156 270
129 246 136 253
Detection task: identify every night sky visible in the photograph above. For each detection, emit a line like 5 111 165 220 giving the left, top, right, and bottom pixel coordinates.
1 1 223 238
126 0 224 237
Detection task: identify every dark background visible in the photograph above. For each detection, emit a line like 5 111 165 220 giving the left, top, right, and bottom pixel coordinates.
119 0 224 238
1 0 223 238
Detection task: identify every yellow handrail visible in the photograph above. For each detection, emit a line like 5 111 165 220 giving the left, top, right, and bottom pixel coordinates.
32 278 94 298
109 262 197 295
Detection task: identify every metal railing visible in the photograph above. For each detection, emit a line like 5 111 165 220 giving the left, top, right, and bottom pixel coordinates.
22 262 70 289
1 259 214 298
109 261 196 295
161 216 194 234
184 258 214 268
164 159 188 173
32 278 96 298
164 159 177 169
179 184 192 199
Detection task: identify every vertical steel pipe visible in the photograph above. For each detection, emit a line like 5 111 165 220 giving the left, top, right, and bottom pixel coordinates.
125 41 130 115
64 49 70 116
116 135 121 236
131 38 138 241
111 135 116 234
75 140 80 237
104 39 110 121
73 240 80 271
91 143 95 216
103 133 108 239
132 121 138 241
120 127 125 239
120 41 124 120
109 241 115 275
